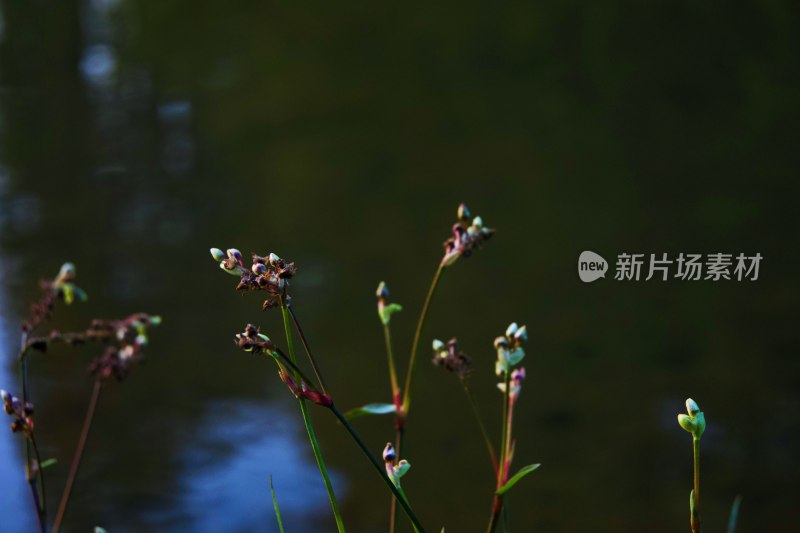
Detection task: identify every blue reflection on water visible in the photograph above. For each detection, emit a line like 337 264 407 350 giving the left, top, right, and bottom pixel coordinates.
153 401 344 532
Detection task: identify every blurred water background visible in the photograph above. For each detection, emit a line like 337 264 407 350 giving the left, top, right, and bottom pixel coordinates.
0 1 798 531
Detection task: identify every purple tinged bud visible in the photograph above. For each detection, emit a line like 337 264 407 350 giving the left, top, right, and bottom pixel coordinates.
376 281 389 299
227 249 243 264
383 442 396 463
252 263 268 275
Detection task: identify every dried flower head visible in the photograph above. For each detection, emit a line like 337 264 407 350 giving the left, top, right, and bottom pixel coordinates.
87 313 161 381
233 323 275 354
441 203 495 267
22 262 88 333
1 390 35 438
432 337 472 379
210 247 296 310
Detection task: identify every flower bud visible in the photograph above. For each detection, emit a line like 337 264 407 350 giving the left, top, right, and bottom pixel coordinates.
252 263 268 275
457 203 471 220
685 398 700 416
393 459 411 478
513 325 528 343
505 322 519 338
472 216 483 229
432 339 446 352
210 248 226 262
493 336 509 350
226 249 243 264
376 281 389 299
678 414 697 433
1 390 9 402
383 442 396 463
57 262 76 282
269 253 281 266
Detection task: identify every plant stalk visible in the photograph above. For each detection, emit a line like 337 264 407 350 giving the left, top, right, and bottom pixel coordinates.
287 303 328 394
487 369 512 533
52 378 102 533
691 437 701 533
280 299 345 533
401 264 444 414
460 379 498 474
331 406 425 533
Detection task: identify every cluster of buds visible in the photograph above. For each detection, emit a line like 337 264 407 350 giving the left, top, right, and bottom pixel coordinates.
431 338 471 379
87 313 161 381
494 322 527 377
376 281 402 326
22 262 88 333
210 248 296 310
2 390 35 437
677 398 706 440
382 443 411 488
497 367 527 401
234 323 276 354
441 203 495 267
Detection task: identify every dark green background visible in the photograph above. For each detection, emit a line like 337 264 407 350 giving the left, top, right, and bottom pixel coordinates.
0 1 798 531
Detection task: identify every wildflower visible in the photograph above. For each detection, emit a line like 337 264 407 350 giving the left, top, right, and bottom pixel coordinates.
87 313 161 381
376 281 402 325
677 398 706 440
494 322 527 376
210 247 296 310
382 442 411 487
441 203 495 267
497 367 526 400
233 323 275 354
1 390 35 438
432 338 471 379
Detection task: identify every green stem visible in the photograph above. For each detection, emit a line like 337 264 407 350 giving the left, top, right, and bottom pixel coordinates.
383 324 400 399
461 379 498 474
287 302 328 394
280 300 345 533
29 434 48 533
330 406 426 533
488 370 512 533
401 264 444 414
691 437 701 533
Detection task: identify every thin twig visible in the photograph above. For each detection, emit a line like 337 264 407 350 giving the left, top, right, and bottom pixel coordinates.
52 378 103 533
287 303 328 394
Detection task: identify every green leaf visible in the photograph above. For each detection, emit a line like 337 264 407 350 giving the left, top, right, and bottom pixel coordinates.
270 475 285 533
343 402 396 420
496 463 541 495
380 302 403 325
40 458 57 469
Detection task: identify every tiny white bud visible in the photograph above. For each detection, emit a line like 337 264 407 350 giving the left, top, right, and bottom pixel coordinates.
513 325 528 343
432 339 446 352
210 248 226 262
505 322 519 338
472 216 483 229
269 253 281 265
686 398 700 415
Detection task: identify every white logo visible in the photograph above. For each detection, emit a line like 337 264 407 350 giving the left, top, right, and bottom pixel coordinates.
578 251 608 283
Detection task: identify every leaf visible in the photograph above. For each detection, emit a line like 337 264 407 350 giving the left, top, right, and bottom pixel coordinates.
496 463 541 495
270 475 285 533
726 494 743 533
343 402 396 420
40 458 57 469
380 303 403 325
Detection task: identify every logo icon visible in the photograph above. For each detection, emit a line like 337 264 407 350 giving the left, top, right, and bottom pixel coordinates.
578 251 608 282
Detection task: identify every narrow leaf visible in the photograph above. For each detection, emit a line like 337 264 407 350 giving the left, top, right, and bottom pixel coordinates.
40 458 58 469
270 475 285 533
726 495 743 533
496 463 541 495
343 402 396 420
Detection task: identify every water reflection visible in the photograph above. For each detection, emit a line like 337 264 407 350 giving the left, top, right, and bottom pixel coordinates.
158 401 340 532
